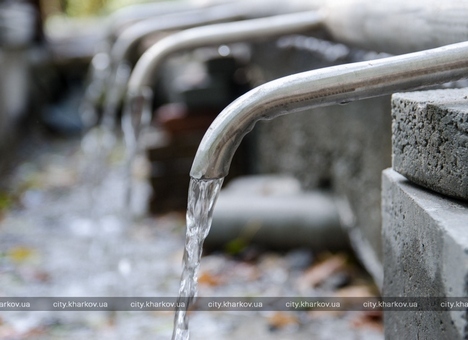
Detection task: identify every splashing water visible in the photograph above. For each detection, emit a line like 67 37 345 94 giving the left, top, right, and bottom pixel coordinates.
172 177 224 340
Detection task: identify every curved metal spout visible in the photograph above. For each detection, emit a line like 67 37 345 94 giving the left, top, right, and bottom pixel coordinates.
110 2 259 64
127 11 325 92
102 3 319 126
101 2 260 125
190 42 468 179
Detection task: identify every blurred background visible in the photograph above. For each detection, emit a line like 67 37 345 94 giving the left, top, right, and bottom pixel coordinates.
0 0 384 338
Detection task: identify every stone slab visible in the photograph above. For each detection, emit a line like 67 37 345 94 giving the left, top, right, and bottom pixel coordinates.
392 89 468 201
382 168 468 339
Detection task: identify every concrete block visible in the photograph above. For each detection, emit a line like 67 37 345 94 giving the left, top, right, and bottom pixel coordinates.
382 168 468 339
207 175 349 251
392 89 468 201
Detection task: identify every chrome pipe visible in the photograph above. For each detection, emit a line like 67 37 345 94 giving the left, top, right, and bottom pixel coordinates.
127 10 325 91
110 2 257 64
102 2 292 126
83 0 240 127
100 3 248 127
189 42 468 179
106 1 199 39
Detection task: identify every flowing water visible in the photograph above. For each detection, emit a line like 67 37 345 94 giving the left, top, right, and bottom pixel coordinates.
172 177 224 340
80 125 117 216
80 52 111 129
121 88 153 215
102 61 132 129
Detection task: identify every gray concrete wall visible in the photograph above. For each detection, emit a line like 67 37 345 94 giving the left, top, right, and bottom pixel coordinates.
249 37 392 283
382 168 468 339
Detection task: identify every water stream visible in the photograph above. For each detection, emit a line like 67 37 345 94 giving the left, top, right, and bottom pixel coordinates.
102 62 132 129
121 88 153 216
80 124 117 217
172 177 224 340
79 52 111 129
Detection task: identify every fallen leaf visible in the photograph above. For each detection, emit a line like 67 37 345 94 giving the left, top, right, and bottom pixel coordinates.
32 270 51 283
0 192 16 219
267 312 300 331
298 253 348 289
0 192 14 211
333 285 377 298
224 221 263 256
351 310 383 332
333 285 380 313
224 238 248 256
8 246 36 263
198 272 224 287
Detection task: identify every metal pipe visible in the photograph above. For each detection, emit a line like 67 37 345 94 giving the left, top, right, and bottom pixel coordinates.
127 11 326 92
110 2 259 64
106 0 319 68
100 4 252 126
99 3 250 128
83 0 241 127
102 2 305 127
189 42 468 179
105 1 199 40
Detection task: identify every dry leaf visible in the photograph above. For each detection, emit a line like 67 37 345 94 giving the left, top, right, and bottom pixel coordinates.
298 253 348 289
333 285 377 298
333 285 379 311
32 270 51 283
198 271 224 287
351 310 383 332
8 246 36 263
267 312 300 330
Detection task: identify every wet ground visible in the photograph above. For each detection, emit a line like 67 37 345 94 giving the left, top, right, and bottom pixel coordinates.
0 130 383 339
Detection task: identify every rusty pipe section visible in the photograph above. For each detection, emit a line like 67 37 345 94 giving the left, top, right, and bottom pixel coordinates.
127 10 325 92
190 42 468 179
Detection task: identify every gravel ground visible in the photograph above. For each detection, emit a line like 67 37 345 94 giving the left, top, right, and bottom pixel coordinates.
0 131 384 339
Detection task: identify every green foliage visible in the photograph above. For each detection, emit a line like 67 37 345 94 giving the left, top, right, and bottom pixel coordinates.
0 192 13 212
